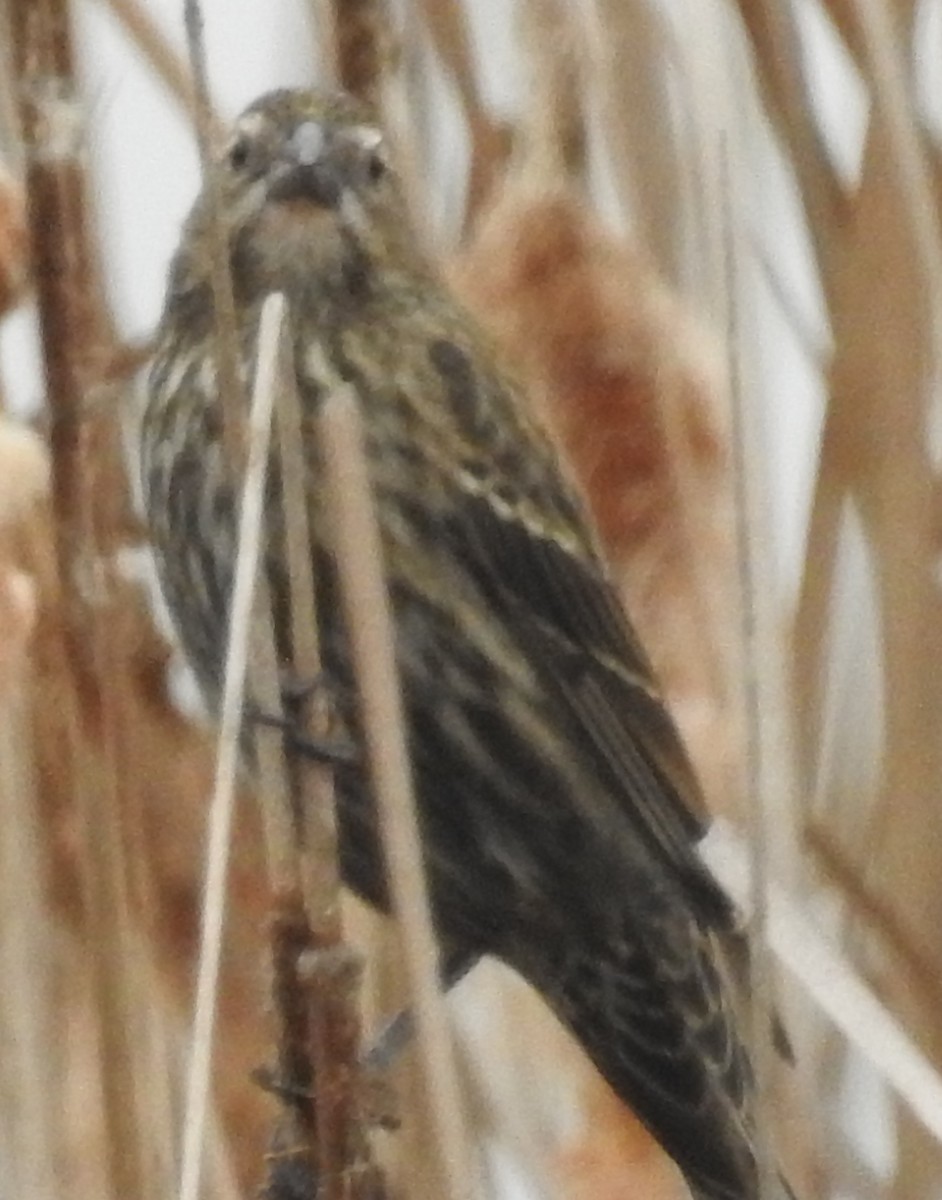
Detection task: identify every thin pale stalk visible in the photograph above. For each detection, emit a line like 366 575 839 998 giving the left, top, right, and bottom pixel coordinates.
0 1 20 164
305 0 339 88
249 575 297 892
326 0 388 105
848 0 942 405
732 0 846 272
11 0 102 551
516 0 586 182
320 382 477 1200
806 823 942 1023
414 0 481 125
414 0 509 223
10 7 152 1200
720 134 776 1200
583 0 689 281
241 292 298 895
88 601 168 1200
248 585 352 1196
178 292 280 1200
271 307 342 929
0 609 57 1200
153 955 241 1200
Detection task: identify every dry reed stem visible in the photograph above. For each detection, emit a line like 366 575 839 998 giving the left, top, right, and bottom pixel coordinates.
720 141 777 1199
383 4 434 246
0 419 49 535
243 295 298 897
806 823 942 1024
789 97 941 915
326 0 388 107
730 15 942 1194
0 718 57 1200
84 427 168 1200
0 474 56 1200
516 0 586 183
555 10 742 774
779 31 942 1195
271 306 342 927
10 6 160 1199
105 0 201 119
416 0 511 223
246 294 373 1200
0 2 20 159
733 0 847 270
12 0 106 548
581 0 687 280
846 0 942 357
303 0 338 88
178 289 277 1200
819 0 919 71
0 157 27 315
414 0 480 125
30 551 268 1193
269 303 373 1198
817 0 868 64
248 583 334 1190
320 383 476 1200
704 818 942 1146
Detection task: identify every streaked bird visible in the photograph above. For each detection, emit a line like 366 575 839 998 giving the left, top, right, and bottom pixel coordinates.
141 88 784 1200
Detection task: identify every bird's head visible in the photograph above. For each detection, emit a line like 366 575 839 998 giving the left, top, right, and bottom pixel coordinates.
168 88 427 318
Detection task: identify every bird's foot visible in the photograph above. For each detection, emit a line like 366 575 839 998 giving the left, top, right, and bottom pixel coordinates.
252 1064 314 1104
245 702 359 765
278 668 355 711
361 1008 416 1074
277 669 328 707
360 949 480 1072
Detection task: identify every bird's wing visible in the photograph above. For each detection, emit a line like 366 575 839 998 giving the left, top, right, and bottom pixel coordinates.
446 460 737 930
413 328 738 926
443 471 764 1198
443 439 763 1198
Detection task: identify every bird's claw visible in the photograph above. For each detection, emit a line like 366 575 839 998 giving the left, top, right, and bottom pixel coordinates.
360 1009 416 1074
245 702 359 766
359 950 479 1072
252 1064 314 1103
278 669 328 707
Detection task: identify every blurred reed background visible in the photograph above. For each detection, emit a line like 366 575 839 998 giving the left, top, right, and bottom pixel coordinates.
1 1 942 1198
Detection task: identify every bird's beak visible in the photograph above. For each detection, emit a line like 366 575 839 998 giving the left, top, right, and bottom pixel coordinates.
268 120 344 209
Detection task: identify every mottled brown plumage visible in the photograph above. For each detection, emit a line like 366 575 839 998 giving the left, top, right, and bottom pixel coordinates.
140 88 776 1200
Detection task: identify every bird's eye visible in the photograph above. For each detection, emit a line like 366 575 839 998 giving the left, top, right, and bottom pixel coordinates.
228 137 251 171
367 153 387 183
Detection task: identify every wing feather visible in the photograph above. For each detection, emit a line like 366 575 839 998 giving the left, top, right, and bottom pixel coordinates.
446 481 736 929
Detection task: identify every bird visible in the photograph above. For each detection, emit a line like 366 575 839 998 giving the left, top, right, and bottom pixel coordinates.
140 87 783 1200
